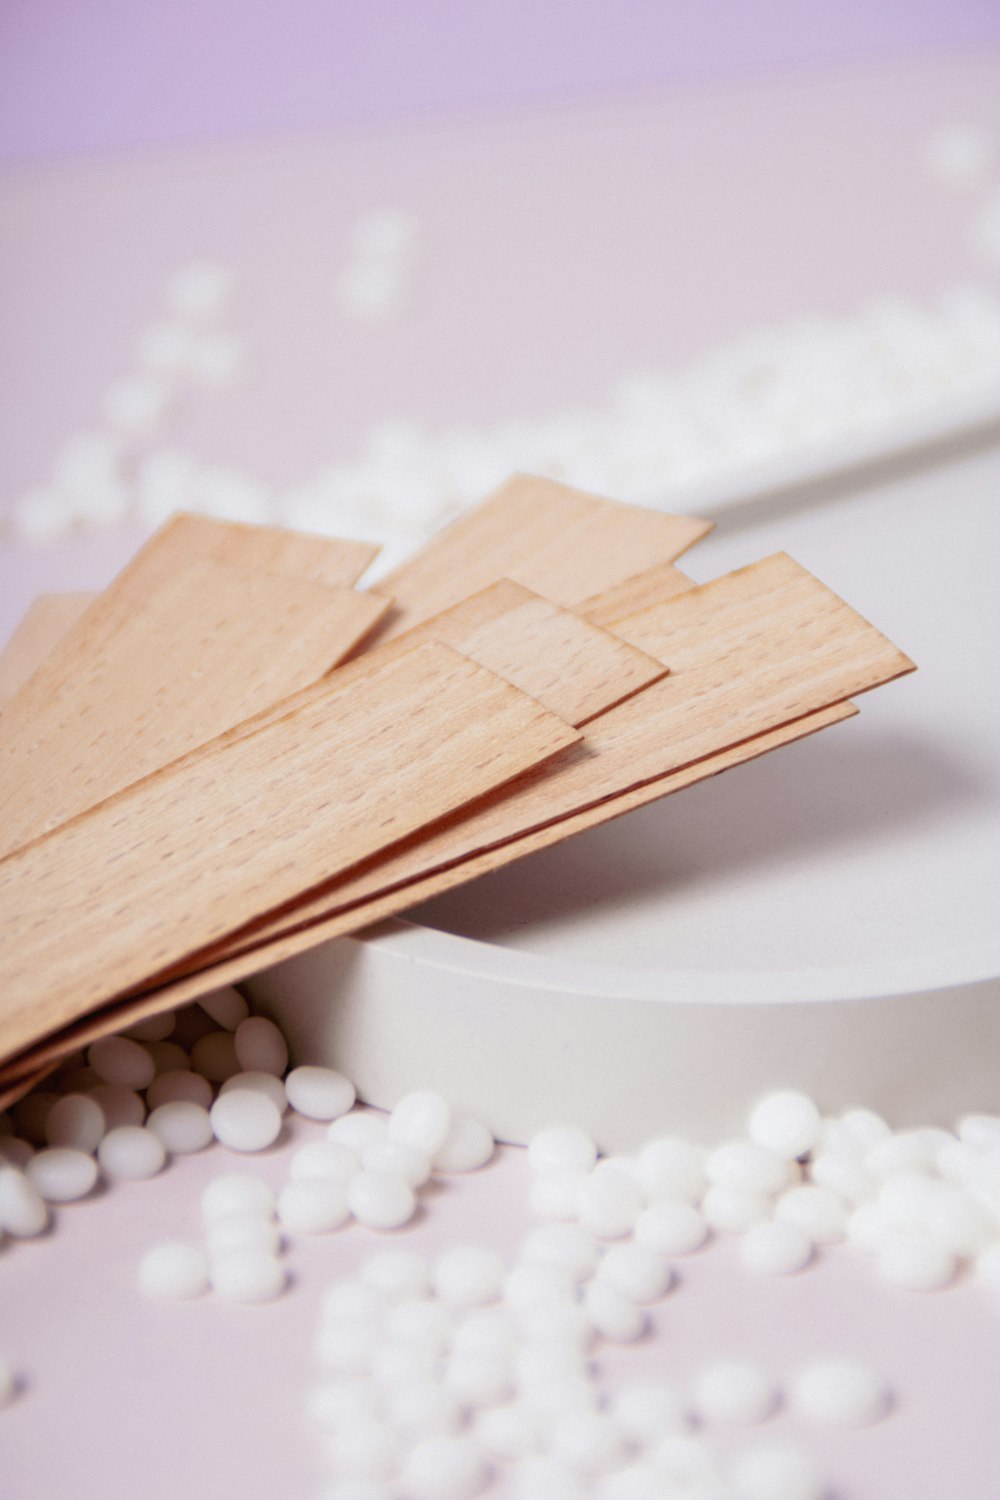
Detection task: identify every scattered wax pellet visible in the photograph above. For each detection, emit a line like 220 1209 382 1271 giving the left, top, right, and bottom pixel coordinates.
146 1072 212 1111
597 1244 673 1303
285 1065 356 1121
505 1264 575 1314
444 1352 513 1409
329 1111 389 1150
385 1299 454 1350
145 1040 191 1076
530 1170 586 1221
808 1151 875 1206
789 1358 890 1425
775 1186 848 1246
122 1010 175 1044
43 1093 105 1153
220 1070 288 1113
632 1138 706 1203
509 1455 585 1500
348 1170 417 1230
433 1115 494 1173
26 1148 98 1203
473 1401 540 1460
291 1140 361 1184
363 1139 432 1187
0 1167 49 1235
198 986 249 1032
88 1036 156 1091
147 1101 213 1154
433 1246 506 1308
368 1342 439 1390
321 1280 389 1324
103 375 167 437
209 1090 282 1152
706 1142 789 1195
277 1178 351 1234
583 1282 647 1344
401 1435 488 1500
878 1236 956 1292
577 1162 643 1239
595 1463 664 1500
740 1221 814 1275
703 1186 772 1234
205 1213 282 1259
729 1442 824 1500
210 1247 287 1303
89 1083 146 1128
651 1432 721 1488
138 1241 210 1299
520 1224 600 1281
748 1091 822 1159
387 1091 452 1156
528 1127 598 1176
330 1417 400 1480
693 1360 778 1425
97 1125 165 1180
360 1248 431 1302
316 1318 382 1376
166 262 233 318
976 1242 1000 1292
610 1381 690 1444
389 1383 464 1438
201 1173 275 1221
234 1015 288 1076
634 1200 708 1255
190 1031 241 1083
551 1410 625 1475
12 1091 57 1145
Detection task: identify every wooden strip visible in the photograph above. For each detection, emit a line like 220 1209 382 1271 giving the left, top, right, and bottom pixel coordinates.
0 562 391 855
577 561 696 628
0 640 580 1067
0 593 95 707
368 474 712 641
192 552 914 964
3 699 859 1083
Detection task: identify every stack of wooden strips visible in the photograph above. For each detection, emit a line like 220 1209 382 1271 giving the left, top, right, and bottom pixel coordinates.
0 475 914 1105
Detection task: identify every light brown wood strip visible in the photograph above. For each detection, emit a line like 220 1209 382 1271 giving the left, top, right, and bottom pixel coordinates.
368 474 712 641
0 593 95 707
4 699 859 1080
0 562 391 856
193 552 913 963
0 640 580 1067
577 561 696 627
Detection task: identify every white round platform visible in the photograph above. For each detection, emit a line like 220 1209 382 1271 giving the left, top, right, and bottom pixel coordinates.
249 420 1000 1149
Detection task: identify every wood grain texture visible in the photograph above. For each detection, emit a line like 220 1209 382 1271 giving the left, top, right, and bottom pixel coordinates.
0 562 391 855
3 698 859 1083
189 551 914 964
0 640 580 1067
578 561 696 627
368 474 712 641
0 593 95 707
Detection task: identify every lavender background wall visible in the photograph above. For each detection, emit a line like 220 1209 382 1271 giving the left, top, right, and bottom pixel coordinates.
2 0 1000 161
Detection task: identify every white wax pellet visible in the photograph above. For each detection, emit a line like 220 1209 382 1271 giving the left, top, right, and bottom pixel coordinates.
359 1247 430 1302
26 1148 98 1203
836 1108 891 1151
388 1382 464 1437
321 1279 388 1324
234 1015 288 1076
201 1172 275 1222
146 1072 212 1111
363 1139 431 1187
191 1031 241 1083
285 1065 355 1121
137 321 194 373
958 1114 1000 1152
977 1242 1000 1292
596 1245 674 1302
444 1353 513 1409
651 1433 720 1488
611 1381 690 1445
205 1213 282 1259
595 1463 664 1500
307 1378 380 1432
0 1167 49 1236
509 1456 585 1500
693 1360 777 1425
515 1342 587 1388
748 1091 822 1160
706 1142 789 1195
123 1010 175 1043
433 1115 494 1173
846 1202 898 1256
0 1138 33 1171
210 1091 282 1153
505 1263 576 1313
0 1356 16 1409
632 1138 707 1203
97 1125 165 1180
145 1040 190 1076
730 1443 824 1500
88 1036 155 1091
315 1319 382 1376
434 1245 506 1308
808 1151 875 1206
530 1170 587 1221
329 1111 389 1150
914 1181 990 1256
147 1102 212 1154
103 374 167 436
347 1171 416 1230
474 1401 540 1460
292 1140 361 1184
220 1071 287 1113
516 1299 592 1352
210 1248 287 1303
454 1307 519 1361
528 1127 598 1176
12 1091 58 1145
866 1130 943 1178
702 1185 771 1234
775 1185 848 1246
878 1236 956 1291
385 1298 453 1349
368 1342 439 1390
634 1200 708 1255
387 1091 452 1156
198 986 249 1031
521 1373 598 1421
740 1220 814 1275
552 1410 625 1475
583 1281 648 1343
277 1178 351 1234
520 1224 600 1281
401 1435 487 1500
138 1241 210 1299
577 1162 643 1239
789 1358 890 1425
44 1093 105 1152
166 261 233 318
